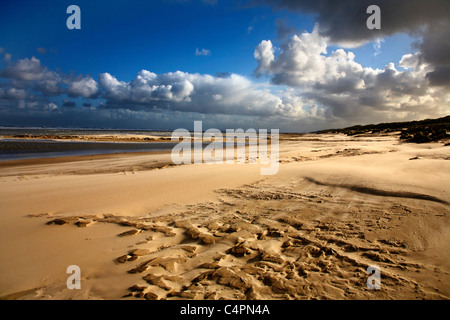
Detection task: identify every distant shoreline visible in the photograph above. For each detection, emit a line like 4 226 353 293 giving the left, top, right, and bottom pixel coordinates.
0 139 177 161
0 150 171 169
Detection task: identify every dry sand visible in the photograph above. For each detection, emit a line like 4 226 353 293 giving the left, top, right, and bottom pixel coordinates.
0 132 448 300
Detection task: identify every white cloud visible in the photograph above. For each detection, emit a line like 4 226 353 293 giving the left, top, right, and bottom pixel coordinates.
0 56 102 99
99 70 194 103
1 56 102 98
195 48 211 56
3 56 49 81
5 88 28 100
254 29 449 122
399 52 421 70
67 76 99 98
255 28 329 86
253 0 450 87
99 70 291 117
254 40 275 76
44 102 58 111
3 53 12 63
373 38 384 56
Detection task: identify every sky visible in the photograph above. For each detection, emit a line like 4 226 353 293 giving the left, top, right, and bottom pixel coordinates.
0 0 449 132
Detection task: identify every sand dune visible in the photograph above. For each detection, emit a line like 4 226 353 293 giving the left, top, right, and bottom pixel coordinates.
0 133 448 300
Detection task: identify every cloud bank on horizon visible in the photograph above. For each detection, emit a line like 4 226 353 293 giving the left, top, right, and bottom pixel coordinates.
0 0 449 131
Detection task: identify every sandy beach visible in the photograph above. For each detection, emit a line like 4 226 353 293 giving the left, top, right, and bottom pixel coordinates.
0 132 448 300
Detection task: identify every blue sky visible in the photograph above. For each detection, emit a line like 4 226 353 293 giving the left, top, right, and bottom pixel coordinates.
0 0 413 78
0 0 448 131
0 0 308 79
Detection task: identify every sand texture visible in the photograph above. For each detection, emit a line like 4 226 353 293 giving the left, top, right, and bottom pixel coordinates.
0 133 448 300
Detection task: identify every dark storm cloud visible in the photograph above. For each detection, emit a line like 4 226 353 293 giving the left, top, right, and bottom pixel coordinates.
215 72 231 78
0 56 99 99
426 66 450 86
417 20 450 85
62 100 76 108
253 0 449 43
275 18 299 40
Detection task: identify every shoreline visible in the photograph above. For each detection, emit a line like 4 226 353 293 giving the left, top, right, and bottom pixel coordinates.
0 150 172 168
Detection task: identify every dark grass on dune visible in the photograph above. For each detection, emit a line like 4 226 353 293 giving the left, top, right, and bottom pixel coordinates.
316 115 450 143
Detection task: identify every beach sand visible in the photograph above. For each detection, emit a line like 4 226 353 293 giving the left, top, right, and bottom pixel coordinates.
0 132 448 300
